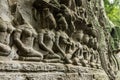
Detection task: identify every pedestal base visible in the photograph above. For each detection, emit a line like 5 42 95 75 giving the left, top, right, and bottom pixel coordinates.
0 61 109 80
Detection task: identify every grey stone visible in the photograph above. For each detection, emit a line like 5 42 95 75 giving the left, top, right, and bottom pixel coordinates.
0 0 119 80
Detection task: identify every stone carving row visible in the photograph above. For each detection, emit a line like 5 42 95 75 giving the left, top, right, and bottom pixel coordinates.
0 0 101 69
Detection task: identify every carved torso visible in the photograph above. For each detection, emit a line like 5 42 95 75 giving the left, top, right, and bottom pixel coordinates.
72 30 84 43
43 29 55 49
0 22 13 45
58 30 69 52
21 28 35 48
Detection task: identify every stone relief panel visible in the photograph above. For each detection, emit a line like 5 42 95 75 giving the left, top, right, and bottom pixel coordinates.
0 0 119 80
13 24 43 61
0 0 102 69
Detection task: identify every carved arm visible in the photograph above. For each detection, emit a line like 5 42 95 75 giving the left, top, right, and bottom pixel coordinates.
55 32 66 57
13 29 29 53
38 32 55 54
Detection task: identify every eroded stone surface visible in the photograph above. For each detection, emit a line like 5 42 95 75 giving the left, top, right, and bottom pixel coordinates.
0 61 108 80
0 0 119 80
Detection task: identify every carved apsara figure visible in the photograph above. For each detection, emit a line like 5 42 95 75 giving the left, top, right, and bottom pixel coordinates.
42 8 56 29
38 29 61 62
38 8 60 62
56 13 68 30
94 50 101 69
0 18 14 60
13 24 43 61
60 4 76 34
55 13 73 63
71 30 84 65
89 48 96 68
82 45 90 67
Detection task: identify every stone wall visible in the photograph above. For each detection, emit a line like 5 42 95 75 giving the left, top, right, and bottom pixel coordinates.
0 0 119 80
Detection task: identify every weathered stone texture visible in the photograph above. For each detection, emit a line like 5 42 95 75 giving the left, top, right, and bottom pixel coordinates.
0 0 119 80
0 61 108 80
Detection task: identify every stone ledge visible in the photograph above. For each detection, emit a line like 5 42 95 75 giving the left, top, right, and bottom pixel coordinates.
0 72 109 80
0 61 109 80
0 61 102 73
0 61 65 72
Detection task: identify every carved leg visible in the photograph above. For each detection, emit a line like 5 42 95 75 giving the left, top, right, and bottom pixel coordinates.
96 53 102 69
65 54 73 64
43 53 62 63
18 49 43 61
72 57 82 66
81 52 89 67
19 57 43 61
72 49 82 65
0 43 11 56
90 54 96 68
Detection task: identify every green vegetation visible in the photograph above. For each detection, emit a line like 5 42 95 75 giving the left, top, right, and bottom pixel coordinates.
104 0 120 26
104 0 120 49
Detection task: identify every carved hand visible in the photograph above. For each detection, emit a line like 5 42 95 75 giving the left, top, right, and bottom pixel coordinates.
48 49 55 55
